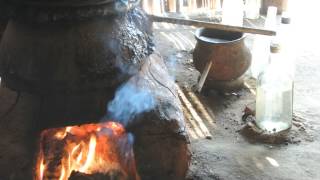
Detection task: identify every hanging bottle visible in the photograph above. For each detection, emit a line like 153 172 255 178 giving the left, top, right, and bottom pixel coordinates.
255 41 294 133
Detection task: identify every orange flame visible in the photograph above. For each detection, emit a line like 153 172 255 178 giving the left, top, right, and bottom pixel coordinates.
79 135 96 173
39 158 45 180
35 121 139 180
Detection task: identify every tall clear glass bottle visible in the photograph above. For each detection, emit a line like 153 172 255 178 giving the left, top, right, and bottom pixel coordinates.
255 42 293 133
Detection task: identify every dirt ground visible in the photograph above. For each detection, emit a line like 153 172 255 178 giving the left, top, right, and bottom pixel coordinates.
153 4 320 178
0 2 319 179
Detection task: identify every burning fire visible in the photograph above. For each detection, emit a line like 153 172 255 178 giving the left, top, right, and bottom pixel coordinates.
35 122 139 180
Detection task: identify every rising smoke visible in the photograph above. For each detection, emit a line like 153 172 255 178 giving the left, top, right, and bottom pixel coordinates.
106 82 156 126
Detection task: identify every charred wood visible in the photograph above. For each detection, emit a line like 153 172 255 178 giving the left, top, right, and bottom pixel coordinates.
68 170 126 180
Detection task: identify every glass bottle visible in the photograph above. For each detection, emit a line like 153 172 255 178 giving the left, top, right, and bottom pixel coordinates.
255 42 293 133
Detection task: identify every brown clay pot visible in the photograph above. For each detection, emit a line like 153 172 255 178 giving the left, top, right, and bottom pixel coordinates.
193 28 251 90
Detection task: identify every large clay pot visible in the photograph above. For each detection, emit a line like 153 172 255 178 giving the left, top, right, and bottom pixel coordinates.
0 3 152 95
193 28 251 91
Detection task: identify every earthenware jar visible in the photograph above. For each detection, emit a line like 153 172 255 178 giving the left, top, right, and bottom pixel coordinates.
193 28 251 91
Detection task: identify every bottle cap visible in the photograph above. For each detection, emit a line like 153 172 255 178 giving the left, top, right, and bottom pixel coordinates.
270 41 281 53
281 11 291 24
281 16 291 24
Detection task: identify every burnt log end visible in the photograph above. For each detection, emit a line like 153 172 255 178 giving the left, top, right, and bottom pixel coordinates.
126 54 191 180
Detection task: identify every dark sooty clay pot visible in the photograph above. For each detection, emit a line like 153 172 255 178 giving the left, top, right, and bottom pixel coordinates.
193 28 251 91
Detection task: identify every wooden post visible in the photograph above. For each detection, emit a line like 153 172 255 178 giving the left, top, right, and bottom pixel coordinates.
168 0 177 12
141 0 150 14
188 0 197 12
150 0 162 15
176 0 181 13
210 0 216 9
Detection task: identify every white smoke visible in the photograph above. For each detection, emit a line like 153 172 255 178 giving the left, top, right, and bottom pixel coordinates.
106 82 156 126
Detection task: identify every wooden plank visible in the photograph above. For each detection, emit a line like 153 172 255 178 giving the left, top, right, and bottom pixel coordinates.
149 15 276 36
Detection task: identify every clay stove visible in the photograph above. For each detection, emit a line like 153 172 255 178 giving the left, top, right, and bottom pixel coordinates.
0 0 190 179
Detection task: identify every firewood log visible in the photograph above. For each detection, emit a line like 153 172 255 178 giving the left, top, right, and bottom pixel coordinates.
125 53 191 180
68 170 126 180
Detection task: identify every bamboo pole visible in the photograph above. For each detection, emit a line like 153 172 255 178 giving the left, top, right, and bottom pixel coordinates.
149 15 276 36
195 60 213 93
191 0 197 9
168 0 176 12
